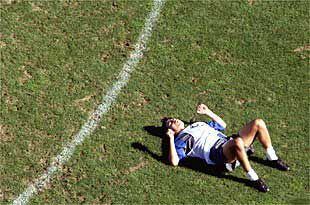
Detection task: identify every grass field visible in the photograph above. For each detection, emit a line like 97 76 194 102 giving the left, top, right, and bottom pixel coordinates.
1 0 309 204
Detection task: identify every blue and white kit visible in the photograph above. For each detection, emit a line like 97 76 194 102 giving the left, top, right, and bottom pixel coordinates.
174 121 229 165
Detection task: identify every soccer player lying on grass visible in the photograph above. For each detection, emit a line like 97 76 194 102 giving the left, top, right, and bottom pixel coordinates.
162 104 289 192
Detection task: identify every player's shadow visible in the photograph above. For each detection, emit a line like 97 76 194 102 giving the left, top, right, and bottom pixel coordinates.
131 125 253 189
248 156 278 169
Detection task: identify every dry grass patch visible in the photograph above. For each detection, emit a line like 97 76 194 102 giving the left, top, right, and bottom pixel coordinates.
293 45 310 52
0 124 14 142
248 0 255 6
73 94 95 112
210 50 236 65
124 160 147 175
18 68 33 85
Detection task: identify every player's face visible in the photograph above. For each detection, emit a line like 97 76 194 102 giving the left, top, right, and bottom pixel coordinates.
166 118 185 132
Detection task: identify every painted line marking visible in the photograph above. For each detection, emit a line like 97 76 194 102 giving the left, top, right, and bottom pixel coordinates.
12 0 165 204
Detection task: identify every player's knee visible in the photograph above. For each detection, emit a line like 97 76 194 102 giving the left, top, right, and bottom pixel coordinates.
233 137 244 150
254 118 266 129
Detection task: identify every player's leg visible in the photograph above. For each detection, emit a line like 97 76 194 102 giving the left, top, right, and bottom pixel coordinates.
238 118 271 149
238 118 289 171
222 138 252 172
222 138 269 192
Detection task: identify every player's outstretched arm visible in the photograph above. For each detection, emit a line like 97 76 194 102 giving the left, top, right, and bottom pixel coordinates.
197 103 227 129
166 129 179 166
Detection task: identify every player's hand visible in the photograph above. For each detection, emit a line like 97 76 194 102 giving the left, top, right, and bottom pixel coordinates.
166 129 175 139
197 103 210 115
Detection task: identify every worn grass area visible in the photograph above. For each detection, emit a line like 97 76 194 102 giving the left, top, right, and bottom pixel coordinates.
1 0 309 204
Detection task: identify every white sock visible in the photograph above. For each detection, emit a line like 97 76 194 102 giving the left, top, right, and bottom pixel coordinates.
266 146 278 161
225 160 241 172
246 168 259 181
235 160 240 168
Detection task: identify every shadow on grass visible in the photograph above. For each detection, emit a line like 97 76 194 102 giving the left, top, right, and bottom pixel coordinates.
248 156 280 169
131 125 254 190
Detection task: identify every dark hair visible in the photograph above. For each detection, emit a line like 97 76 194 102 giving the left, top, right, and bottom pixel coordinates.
160 117 172 133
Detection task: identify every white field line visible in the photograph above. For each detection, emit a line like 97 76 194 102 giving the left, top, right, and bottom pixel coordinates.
12 0 165 204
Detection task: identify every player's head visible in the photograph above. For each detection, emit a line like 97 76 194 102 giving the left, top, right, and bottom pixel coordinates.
161 117 185 134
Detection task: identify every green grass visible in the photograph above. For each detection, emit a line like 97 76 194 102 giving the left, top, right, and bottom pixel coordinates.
1 0 309 204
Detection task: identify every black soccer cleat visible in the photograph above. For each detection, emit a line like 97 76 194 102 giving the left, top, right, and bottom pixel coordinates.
252 178 269 192
267 158 290 171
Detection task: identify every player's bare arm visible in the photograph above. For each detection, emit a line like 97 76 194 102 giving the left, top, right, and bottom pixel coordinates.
197 103 227 129
166 129 180 166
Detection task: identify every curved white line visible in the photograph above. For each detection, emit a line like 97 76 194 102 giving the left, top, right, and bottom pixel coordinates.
12 0 165 204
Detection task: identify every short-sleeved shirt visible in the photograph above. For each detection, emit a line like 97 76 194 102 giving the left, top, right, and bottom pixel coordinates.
174 121 227 165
